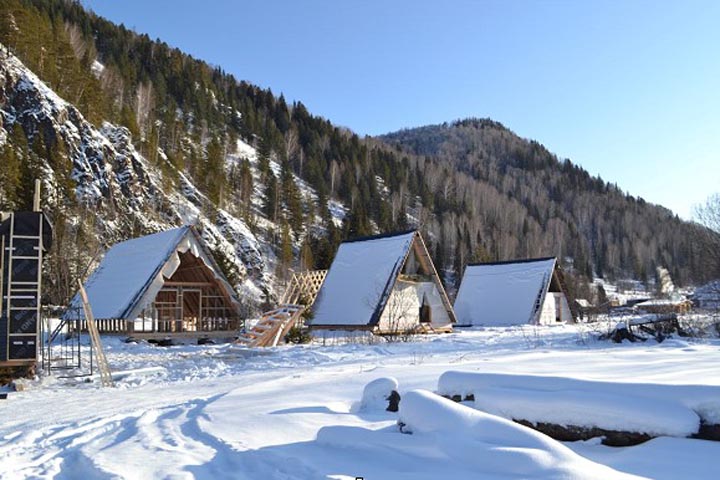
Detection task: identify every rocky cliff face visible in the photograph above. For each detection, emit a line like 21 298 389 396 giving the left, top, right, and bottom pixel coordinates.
0 46 283 309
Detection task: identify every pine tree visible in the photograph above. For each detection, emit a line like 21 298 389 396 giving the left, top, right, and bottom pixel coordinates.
257 135 272 178
344 203 371 238
280 159 303 236
236 158 254 221
201 136 225 206
263 172 278 222
48 135 74 200
277 222 293 281
10 124 42 210
299 238 314 271
0 145 21 208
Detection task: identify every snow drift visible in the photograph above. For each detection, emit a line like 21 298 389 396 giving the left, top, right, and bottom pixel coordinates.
396 389 642 479
438 371 720 436
359 377 399 412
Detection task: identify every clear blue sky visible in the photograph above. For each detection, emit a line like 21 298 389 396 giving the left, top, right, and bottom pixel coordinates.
81 0 719 219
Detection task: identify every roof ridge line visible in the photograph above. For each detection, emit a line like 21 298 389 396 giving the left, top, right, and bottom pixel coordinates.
466 256 557 267
341 229 417 244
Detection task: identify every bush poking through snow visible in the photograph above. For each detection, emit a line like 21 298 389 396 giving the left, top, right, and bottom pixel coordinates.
284 326 312 344
360 377 401 412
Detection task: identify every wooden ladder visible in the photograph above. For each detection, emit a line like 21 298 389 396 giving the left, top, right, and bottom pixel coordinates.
234 304 305 348
77 280 114 387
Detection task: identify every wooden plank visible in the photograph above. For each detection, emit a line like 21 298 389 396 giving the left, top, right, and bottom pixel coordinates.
280 270 327 306
128 331 238 340
413 234 456 325
162 281 214 288
234 304 304 348
78 280 114 388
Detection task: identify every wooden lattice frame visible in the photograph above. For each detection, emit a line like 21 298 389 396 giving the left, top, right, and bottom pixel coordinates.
280 270 327 306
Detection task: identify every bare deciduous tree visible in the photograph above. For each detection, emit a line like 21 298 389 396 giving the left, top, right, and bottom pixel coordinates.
366 281 418 343
694 193 720 279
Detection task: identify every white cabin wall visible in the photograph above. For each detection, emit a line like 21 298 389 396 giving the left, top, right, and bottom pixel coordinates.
538 292 573 325
559 293 573 323
378 282 421 332
403 248 419 274
538 293 556 325
378 281 453 332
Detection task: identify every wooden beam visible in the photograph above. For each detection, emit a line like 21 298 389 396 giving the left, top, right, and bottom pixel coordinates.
413 233 457 324
33 179 41 212
163 281 214 288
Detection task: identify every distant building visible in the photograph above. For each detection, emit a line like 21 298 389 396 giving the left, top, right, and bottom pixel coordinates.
454 257 577 326
573 298 594 319
692 281 720 310
574 298 592 309
309 230 455 334
68 226 243 340
635 298 693 314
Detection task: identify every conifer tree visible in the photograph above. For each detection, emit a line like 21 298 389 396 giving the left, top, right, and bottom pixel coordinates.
280 159 303 236
48 135 74 200
263 172 278 222
257 135 272 178
344 203 371 238
201 136 225 206
299 238 314 271
0 145 21 208
277 221 293 282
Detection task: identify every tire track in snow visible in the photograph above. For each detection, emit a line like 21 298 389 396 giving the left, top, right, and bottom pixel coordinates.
0 397 231 478
0 385 323 479
180 396 325 480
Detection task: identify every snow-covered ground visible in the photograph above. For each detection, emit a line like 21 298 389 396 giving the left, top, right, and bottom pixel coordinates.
2 325 720 479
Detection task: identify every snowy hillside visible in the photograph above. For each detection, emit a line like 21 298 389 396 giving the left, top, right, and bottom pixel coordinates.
2 326 720 479
0 45 343 307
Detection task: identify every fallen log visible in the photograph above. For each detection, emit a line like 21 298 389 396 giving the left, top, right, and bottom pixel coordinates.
441 394 655 446
438 371 720 446
514 420 653 447
602 314 687 343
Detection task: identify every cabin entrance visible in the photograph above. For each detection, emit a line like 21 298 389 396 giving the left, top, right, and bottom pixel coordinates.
554 294 562 322
419 293 432 323
154 286 203 333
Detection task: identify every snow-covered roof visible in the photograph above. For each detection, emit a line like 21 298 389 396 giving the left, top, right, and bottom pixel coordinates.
454 257 557 326
68 226 240 320
310 231 416 327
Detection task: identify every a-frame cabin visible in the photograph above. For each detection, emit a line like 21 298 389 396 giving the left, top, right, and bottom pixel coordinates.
309 230 455 334
454 256 577 326
68 226 243 340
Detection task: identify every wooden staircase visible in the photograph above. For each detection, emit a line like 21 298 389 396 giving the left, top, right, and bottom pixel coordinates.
234 304 305 348
230 270 326 349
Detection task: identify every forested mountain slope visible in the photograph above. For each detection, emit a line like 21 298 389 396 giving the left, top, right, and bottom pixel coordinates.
0 0 714 310
382 119 713 285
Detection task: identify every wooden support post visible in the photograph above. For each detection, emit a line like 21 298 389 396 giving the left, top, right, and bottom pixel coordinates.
33 179 41 212
77 280 114 387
